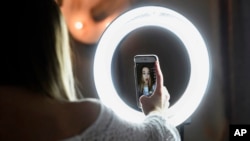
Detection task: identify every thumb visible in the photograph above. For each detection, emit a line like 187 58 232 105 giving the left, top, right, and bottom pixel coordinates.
154 61 164 94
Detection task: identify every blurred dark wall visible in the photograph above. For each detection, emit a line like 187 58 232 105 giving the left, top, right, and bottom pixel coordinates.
220 0 250 124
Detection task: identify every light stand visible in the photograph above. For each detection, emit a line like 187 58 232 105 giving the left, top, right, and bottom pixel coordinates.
177 118 192 141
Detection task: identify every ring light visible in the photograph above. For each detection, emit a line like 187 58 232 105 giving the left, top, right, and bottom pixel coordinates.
94 6 210 126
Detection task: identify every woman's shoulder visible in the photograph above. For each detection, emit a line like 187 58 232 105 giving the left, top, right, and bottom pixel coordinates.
62 98 113 140
74 98 101 109
67 98 102 124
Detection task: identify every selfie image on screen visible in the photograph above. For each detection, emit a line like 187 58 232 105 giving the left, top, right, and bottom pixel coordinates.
136 63 156 98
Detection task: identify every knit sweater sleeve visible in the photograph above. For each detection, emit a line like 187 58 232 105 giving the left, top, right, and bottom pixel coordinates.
63 104 180 141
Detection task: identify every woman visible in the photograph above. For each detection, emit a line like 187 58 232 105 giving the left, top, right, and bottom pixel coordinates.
0 0 180 140
139 66 156 96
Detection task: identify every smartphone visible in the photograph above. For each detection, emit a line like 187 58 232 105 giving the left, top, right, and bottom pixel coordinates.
134 54 158 109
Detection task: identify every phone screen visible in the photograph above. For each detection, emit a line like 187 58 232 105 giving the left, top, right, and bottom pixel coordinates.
134 55 157 108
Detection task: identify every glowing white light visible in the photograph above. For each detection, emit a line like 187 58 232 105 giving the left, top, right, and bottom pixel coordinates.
93 6 210 126
74 21 83 30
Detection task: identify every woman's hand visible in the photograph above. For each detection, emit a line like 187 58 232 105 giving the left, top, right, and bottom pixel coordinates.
140 61 170 116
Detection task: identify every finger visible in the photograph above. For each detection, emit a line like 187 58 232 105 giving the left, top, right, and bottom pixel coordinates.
155 61 164 92
163 86 170 101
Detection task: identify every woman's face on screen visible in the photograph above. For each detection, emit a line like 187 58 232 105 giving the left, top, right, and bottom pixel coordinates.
142 67 150 84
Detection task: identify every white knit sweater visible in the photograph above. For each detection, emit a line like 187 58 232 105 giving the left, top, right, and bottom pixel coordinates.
63 104 180 141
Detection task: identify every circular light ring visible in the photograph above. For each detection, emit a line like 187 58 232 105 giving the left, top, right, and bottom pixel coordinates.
94 6 210 126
